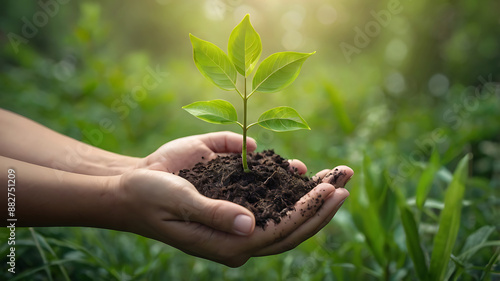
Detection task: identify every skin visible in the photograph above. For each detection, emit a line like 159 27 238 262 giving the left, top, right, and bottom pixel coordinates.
0 108 353 267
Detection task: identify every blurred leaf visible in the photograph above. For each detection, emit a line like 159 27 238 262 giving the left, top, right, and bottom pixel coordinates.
388 170 429 281
75 27 90 43
351 202 387 267
29 228 59 281
363 154 377 204
480 248 500 281
407 198 445 210
182 99 238 125
350 160 388 268
436 167 453 184
189 34 237 90
416 148 441 209
252 51 315 94
365 158 398 231
458 225 495 262
400 205 429 280
31 230 70 281
9 258 85 281
441 138 468 165
445 226 498 280
380 185 398 231
429 154 470 281
257 106 310 132
324 83 354 134
457 241 500 262
228 14 261 76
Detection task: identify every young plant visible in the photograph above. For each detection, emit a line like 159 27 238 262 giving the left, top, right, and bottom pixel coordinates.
183 14 314 172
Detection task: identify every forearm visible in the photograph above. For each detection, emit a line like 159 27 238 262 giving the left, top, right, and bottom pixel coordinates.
0 109 139 175
0 155 123 229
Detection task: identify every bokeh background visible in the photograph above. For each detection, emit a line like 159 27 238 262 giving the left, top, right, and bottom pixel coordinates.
1 0 499 280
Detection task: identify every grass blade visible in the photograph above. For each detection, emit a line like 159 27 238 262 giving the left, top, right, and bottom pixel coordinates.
387 170 429 280
480 247 500 280
9 258 85 281
416 148 440 209
429 154 470 281
29 228 54 281
324 83 354 134
33 230 71 281
458 225 495 262
349 159 387 268
457 241 500 260
400 205 429 280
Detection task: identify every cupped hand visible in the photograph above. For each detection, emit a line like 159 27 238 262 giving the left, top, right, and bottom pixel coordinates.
137 131 257 173
115 132 353 267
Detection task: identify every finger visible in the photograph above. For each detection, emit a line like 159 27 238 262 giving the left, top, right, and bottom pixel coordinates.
180 191 257 236
201 131 257 154
255 187 349 256
310 188 349 237
162 174 256 236
312 169 331 181
321 165 354 188
288 159 307 175
159 220 252 267
249 182 336 250
292 170 353 240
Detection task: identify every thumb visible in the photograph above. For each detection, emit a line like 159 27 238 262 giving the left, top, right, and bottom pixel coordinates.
180 191 256 236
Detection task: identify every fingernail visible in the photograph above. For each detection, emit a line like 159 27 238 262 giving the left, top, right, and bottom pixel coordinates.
233 215 253 236
327 166 354 188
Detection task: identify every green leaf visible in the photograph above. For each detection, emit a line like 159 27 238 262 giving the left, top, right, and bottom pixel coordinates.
324 82 354 134
257 106 310 132
189 34 237 90
429 154 470 281
416 148 441 209
182 99 237 124
400 205 429 280
228 14 262 76
388 168 429 281
458 226 495 262
252 51 315 93
481 248 500 281
362 154 377 204
350 176 387 268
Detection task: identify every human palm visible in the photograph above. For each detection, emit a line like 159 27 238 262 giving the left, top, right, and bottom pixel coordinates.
138 131 257 173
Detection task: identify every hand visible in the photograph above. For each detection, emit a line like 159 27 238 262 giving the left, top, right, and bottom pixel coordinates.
137 131 257 173
114 132 353 267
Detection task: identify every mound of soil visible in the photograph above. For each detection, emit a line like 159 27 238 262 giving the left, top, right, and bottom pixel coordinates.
178 150 320 228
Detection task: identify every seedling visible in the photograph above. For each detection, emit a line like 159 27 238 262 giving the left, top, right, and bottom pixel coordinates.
183 14 314 172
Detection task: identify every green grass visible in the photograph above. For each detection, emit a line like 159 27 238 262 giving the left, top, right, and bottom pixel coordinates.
1 1 500 280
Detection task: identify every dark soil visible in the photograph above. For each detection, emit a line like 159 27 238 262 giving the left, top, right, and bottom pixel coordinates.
178 150 320 229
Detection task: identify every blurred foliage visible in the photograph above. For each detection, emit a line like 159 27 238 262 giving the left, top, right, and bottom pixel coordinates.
1 0 499 280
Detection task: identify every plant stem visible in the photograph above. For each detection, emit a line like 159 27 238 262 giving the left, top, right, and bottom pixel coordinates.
242 76 251 172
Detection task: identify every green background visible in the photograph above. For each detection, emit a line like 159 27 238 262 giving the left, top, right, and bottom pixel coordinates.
1 0 499 280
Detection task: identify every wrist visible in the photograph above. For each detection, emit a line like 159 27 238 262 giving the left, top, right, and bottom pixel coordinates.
99 174 128 231
105 170 149 234
77 151 141 176
54 173 126 231
103 154 141 175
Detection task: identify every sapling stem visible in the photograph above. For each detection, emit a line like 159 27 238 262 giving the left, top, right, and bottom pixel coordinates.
242 76 251 172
